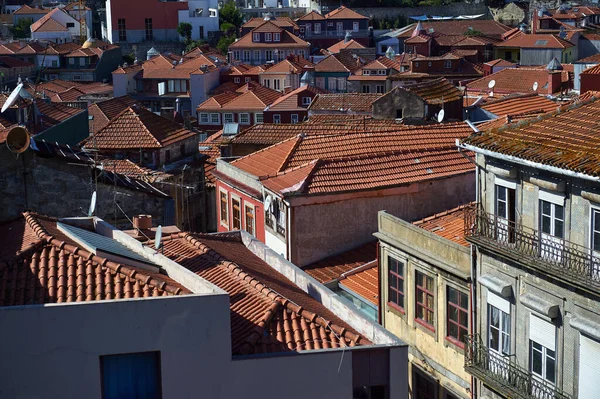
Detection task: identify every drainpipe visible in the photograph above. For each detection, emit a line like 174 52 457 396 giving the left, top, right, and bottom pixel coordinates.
376 241 382 325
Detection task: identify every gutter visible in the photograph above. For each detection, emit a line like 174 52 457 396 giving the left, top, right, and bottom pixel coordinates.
456 139 600 183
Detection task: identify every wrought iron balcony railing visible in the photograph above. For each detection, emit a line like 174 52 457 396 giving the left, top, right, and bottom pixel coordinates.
464 335 570 399
464 205 600 291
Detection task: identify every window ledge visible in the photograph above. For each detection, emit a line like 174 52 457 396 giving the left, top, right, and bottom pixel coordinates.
414 317 436 336
445 336 465 353
387 301 405 317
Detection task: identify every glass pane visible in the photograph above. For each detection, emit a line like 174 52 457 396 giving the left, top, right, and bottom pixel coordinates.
502 332 510 355
426 276 434 292
501 311 511 334
389 274 397 289
555 220 564 238
448 287 457 304
490 307 500 328
594 232 600 252
542 200 551 216
389 258 396 273
542 215 551 234
497 186 506 201
546 353 556 383
398 295 404 308
531 344 543 375
389 289 397 304
595 211 600 232
555 204 564 220
426 294 434 309
460 293 469 309
459 327 467 343
498 201 507 219
398 262 404 277
533 341 543 351
460 309 468 327
490 326 499 351
448 306 458 321
449 322 458 339
417 304 423 319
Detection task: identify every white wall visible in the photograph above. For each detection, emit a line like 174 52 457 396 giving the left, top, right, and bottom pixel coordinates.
178 0 220 40
112 70 137 97
31 30 72 42
190 68 222 118
37 54 61 68
574 62 599 91
266 229 287 258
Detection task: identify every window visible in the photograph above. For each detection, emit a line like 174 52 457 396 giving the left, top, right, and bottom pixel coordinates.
376 85 385 94
200 113 209 123
253 50 260 61
118 18 126 42
363 70 370 76
396 109 403 119
224 113 234 123
428 62 432 67
233 50 240 61
291 114 298 123
362 85 370 93
243 50 250 62
529 314 556 384
66 22 75 28
51 60 57 67
273 114 281 124
255 113 263 124
353 22 359 32
447 287 468 347
199 26 204 39
274 79 280 90
180 144 185 157
416 271 435 329
504 51 511 61
245 205 255 236
274 33 280 41
234 77 240 84
314 23 321 34
305 23 311 35
298 50 305 58
239 113 250 124
244 77 251 83
253 32 260 42
220 191 228 224
336 22 343 33
377 69 386 75
69 57 75 66
540 198 564 261
302 96 311 105
80 57 86 66
101 352 161 399
232 198 241 230
415 62 420 68
265 50 273 61
488 293 510 356
444 60 452 69
496 184 516 242
591 209 600 254
265 33 272 41
315 77 325 89
73 75 81 80
145 18 153 41
210 113 220 124
388 256 404 310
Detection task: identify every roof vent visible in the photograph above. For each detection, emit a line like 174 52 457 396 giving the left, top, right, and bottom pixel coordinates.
428 27 434 33
546 57 563 71
146 46 159 60
344 30 352 43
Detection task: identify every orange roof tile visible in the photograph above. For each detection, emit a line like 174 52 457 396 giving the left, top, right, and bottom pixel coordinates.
13 5 49 15
308 92 381 112
220 85 282 111
260 56 314 74
398 20 511 40
88 96 139 134
496 32 574 49
268 85 327 111
485 58 517 67
83 106 197 150
327 39 365 54
577 53 600 63
0 213 189 307
413 204 473 247
242 16 298 29
481 93 557 117
30 8 70 32
400 77 462 104
325 6 367 20
230 22 309 49
297 10 325 21
339 261 379 305
462 98 600 176
314 54 350 73
581 64 600 75
197 92 239 111
466 68 567 95
153 232 368 354
304 241 377 284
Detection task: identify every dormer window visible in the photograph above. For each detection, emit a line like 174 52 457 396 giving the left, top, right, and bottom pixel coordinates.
364 70 370 75
265 33 272 41
444 60 452 69
274 32 280 41
253 32 260 42
377 69 386 75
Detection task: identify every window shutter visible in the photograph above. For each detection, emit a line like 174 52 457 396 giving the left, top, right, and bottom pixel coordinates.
579 334 600 399
487 291 510 314
529 314 556 351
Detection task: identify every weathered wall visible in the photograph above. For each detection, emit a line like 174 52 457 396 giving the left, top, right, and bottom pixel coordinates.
290 172 475 267
372 88 425 121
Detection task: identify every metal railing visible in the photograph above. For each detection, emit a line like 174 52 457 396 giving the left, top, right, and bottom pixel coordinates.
464 205 600 290
464 335 571 399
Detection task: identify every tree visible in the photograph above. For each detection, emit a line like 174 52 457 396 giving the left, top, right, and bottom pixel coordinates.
12 18 32 39
216 34 236 55
177 22 193 43
219 1 243 34
186 39 208 52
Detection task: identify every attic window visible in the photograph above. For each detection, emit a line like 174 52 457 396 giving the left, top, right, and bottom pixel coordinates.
274 33 280 41
535 40 548 46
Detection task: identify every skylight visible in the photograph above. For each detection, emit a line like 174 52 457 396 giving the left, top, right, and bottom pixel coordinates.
535 40 548 46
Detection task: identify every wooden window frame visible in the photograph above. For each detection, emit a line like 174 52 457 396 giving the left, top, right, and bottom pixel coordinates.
387 256 405 313
231 197 242 230
219 189 229 227
244 203 255 236
415 270 435 331
446 286 468 348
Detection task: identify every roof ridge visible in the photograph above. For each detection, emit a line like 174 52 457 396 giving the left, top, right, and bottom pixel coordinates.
277 134 303 173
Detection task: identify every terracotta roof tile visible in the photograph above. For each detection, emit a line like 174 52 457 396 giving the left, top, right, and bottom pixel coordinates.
308 93 381 112
462 98 600 176
14 5 49 15
242 16 297 29
398 20 511 39
481 93 557 117
153 232 369 354
197 91 239 111
230 22 309 49
0 213 189 307
399 77 462 104
303 241 376 284
581 64 600 75
220 85 282 111
485 58 517 67
466 67 567 95
413 203 473 247
324 6 367 20
577 53 600 63
339 261 379 305
327 39 365 54
496 32 574 49
314 54 350 73
83 106 197 150
30 9 69 33
268 85 327 111
260 56 314 75
297 10 325 21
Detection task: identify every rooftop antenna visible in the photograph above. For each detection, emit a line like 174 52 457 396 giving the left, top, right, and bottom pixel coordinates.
1 83 23 113
87 191 97 216
155 225 163 252
437 108 445 123
488 79 496 97
532 81 539 92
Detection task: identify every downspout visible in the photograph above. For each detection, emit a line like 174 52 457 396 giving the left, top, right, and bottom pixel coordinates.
376 241 382 325
286 200 293 262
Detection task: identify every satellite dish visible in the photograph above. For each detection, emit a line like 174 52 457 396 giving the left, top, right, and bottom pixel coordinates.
533 81 539 91
87 191 96 216
2 83 23 113
155 225 162 250
437 109 445 123
488 80 496 89
264 195 273 211
5 126 30 153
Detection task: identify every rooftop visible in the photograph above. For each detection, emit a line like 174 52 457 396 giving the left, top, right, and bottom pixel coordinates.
581 64 600 75
324 6 368 20
230 21 309 49
466 67 568 94
413 204 472 247
151 231 369 354
87 95 139 134
461 98 600 177
304 241 377 284
327 39 366 54
398 20 512 39
267 85 327 112
339 261 378 306
397 77 462 104
480 93 557 117
308 93 382 112
496 32 574 49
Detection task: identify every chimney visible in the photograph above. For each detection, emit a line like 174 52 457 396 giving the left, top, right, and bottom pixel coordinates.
548 71 562 95
344 30 352 43
532 9 539 34
133 215 153 237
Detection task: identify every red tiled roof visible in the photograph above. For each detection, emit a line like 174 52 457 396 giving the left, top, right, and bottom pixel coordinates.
325 6 367 20
230 21 309 49
87 95 139 134
308 93 381 112
399 77 462 104
0 56 32 68
219 85 282 111
303 241 376 283
198 141 220 186
577 53 600 63
242 16 298 29
466 67 567 94
0 213 189 307
496 32 574 49
339 261 378 305
31 8 69 33
314 54 350 73
485 58 517 67
581 64 600 75
153 232 368 354
268 85 327 111
462 98 600 176
413 203 472 247
297 10 325 21
33 100 84 132
327 39 365 54
197 92 239 111
398 20 512 39
260 56 314 75
481 93 557 117
578 90 600 101
13 5 49 15
83 106 197 150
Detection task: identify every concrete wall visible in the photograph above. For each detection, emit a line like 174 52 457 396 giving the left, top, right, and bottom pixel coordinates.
372 88 426 121
190 68 222 118
573 62 597 91
0 294 233 399
290 172 475 267
520 48 570 66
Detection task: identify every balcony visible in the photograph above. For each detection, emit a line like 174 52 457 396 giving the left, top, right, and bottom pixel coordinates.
464 205 600 292
465 335 570 399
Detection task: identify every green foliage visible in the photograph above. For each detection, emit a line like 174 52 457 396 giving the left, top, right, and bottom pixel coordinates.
371 15 407 30
220 22 236 34
177 22 193 42
219 1 243 34
122 52 136 65
12 18 32 39
216 34 236 55
186 39 208 52
464 29 483 36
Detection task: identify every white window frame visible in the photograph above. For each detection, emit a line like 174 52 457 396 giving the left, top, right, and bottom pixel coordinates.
234 77 240 83
353 22 359 32
444 60 452 69
224 113 234 123
265 50 273 61
591 207 600 255
265 33 272 42
243 50 250 62
336 22 343 33
210 113 220 124
377 69 386 75
291 114 298 123
199 113 209 124
529 314 557 385
274 79 280 90
253 50 260 61
376 85 385 94
239 112 250 125
233 50 240 60
254 113 263 124
273 114 281 124
488 291 511 356
362 85 370 93
363 70 370 76
69 57 75 65
298 50 305 58
273 32 280 42
253 32 260 42
314 23 321 34
231 195 242 231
